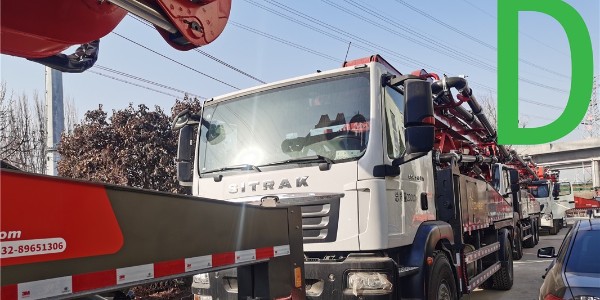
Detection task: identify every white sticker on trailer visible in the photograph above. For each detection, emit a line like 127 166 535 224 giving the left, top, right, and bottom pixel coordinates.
116 264 154 284
185 255 213 272
18 276 72 300
235 249 256 263
273 245 290 257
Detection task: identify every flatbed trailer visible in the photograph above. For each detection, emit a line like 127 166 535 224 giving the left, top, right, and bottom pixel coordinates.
0 169 306 300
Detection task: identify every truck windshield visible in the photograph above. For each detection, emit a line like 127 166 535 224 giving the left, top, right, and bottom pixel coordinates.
529 184 549 198
199 73 371 174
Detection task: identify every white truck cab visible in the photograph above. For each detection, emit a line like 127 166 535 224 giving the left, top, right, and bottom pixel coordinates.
188 59 435 253
529 180 574 234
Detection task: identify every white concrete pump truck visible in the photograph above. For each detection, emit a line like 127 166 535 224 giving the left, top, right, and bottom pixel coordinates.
527 167 575 235
173 55 532 299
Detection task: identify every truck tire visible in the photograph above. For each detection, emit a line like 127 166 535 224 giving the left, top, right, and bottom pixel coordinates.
427 252 457 300
533 220 540 245
490 235 514 290
512 227 523 260
549 220 559 235
523 223 535 248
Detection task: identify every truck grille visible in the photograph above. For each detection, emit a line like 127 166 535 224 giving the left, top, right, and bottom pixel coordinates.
300 197 340 243
278 194 341 244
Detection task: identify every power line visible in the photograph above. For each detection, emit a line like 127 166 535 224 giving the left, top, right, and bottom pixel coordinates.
229 21 341 62
327 0 496 72
193 49 266 84
112 32 240 90
519 97 563 110
245 0 564 111
94 65 206 99
260 0 568 95
341 0 569 81
394 0 570 81
89 70 179 98
395 0 495 49
521 113 556 122
246 0 440 70
462 0 571 58
128 15 267 84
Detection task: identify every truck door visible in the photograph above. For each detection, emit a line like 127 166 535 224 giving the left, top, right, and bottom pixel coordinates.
553 182 574 221
492 164 513 220
382 84 435 248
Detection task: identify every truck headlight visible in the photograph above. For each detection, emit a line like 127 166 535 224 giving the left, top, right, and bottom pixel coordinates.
192 273 210 289
347 272 392 296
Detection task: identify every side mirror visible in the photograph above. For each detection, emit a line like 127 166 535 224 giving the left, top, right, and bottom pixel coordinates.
404 79 434 129
552 183 560 198
176 125 194 186
537 247 556 258
172 109 200 131
392 79 433 166
492 164 510 195
508 169 519 185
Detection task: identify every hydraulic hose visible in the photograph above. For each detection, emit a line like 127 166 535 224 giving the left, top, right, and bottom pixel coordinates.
510 150 538 180
432 76 512 162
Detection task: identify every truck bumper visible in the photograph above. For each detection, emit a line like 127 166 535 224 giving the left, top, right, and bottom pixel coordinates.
540 213 553 228
192 254 398 299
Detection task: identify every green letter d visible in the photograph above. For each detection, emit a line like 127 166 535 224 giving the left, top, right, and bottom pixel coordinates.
498 0 593 145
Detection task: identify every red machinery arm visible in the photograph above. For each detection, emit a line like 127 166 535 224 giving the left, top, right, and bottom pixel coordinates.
406 70 540 182
0 0 231 72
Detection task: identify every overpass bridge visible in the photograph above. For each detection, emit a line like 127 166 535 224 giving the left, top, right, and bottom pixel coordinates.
513 138 600 188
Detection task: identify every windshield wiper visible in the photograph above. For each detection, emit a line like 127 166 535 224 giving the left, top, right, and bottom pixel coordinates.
203 164 261 174
259 155 335 169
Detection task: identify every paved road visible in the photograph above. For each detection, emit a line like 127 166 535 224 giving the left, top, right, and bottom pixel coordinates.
464 228 568 300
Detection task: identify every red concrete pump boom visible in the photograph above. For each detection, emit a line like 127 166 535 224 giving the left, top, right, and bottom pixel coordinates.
0 0 231 72
406 69 537 182
347 56 539 185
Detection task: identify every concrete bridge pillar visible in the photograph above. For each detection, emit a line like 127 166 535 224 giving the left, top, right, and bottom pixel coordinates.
593 159 600 190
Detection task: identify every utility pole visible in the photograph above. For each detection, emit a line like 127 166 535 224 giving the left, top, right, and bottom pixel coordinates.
582 75 599 138
45 67 64 176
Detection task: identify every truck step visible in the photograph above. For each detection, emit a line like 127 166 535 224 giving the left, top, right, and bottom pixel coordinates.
467 262 501 291
522 234 533 241
464 242 500 264
522 224 532 231
398 266 420 278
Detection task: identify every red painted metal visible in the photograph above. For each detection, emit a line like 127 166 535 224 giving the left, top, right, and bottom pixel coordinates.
344 54 402 75
1 0 127 58
0 0 231 59
154 0 231 50
411 69 440 80
574 196 600 209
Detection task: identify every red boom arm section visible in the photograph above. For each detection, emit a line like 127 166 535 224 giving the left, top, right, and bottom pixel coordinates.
408 69 539 182
1 0 231 68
